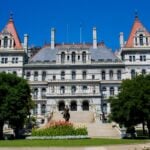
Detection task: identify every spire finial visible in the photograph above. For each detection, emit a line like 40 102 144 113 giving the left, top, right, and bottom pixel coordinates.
134 10 138 20
9 12 13 21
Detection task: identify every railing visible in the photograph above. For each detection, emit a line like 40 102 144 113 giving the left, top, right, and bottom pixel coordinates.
48 79 100 83
46 92 101 97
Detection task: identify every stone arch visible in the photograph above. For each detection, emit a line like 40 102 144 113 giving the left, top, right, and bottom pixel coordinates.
70 101 77 111
82 100 89 111
58 101 65 111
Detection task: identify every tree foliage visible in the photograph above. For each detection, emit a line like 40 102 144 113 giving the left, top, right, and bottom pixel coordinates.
0 72 34 139
109 75 150 137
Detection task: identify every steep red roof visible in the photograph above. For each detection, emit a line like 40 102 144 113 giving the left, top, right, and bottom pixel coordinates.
125 17 150 48
3 17 22 49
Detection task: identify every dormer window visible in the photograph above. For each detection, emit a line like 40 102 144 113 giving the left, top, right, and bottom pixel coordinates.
61 52 65 63
139 34 144 46
4 36 8 48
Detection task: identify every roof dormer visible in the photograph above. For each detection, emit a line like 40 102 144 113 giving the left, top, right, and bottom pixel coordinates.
125 15 150 48
0 13 22 50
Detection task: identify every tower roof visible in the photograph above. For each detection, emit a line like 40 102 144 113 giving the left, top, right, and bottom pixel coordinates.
1 14 22 49
125 16 150 48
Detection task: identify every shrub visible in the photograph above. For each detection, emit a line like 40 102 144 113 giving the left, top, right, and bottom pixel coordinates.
31 121 88 136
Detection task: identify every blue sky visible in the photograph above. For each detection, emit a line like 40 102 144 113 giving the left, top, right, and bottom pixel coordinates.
0 0 150 51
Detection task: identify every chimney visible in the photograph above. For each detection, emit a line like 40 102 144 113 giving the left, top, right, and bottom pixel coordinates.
24 34 28 53
93 27 97 49
119 32 124 48
51 28 55 49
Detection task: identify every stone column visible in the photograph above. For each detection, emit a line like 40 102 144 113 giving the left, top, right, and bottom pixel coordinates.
8 38 10 48
77 100 82 111
37 103 41 115
38 88 41 99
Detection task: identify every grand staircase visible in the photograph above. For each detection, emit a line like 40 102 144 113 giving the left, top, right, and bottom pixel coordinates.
51 111 95 123
87 123 120 138
49 111 120 138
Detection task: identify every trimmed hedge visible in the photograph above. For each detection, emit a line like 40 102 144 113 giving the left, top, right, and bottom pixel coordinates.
31 121 88 136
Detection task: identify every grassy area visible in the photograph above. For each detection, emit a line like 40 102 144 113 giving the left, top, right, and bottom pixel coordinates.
0 138 149 147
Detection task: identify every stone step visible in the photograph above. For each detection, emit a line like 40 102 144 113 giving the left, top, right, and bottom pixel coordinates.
51 111 95 123
86 123 120 138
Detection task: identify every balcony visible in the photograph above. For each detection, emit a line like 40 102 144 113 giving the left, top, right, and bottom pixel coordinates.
46 92 101 98
48 79 100 83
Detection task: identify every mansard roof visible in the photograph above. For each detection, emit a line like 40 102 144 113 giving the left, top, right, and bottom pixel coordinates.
30 42 120 63
1 16 22 49
125 16 150 48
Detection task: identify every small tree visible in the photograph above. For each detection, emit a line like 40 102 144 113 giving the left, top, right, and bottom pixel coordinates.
0 73 34 139
109 75 150 137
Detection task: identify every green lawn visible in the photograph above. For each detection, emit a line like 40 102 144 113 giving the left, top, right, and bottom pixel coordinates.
0 138 149 147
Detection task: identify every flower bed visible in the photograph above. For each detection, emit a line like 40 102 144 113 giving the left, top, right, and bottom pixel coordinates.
30 121 88 137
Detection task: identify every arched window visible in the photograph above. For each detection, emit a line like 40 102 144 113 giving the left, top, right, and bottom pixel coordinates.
4 36 8 48
82 71 87 80
82 85 87 93
142 69 146 75
71 101 77 111
72 52 76 63
102 71 105 80
61 71 65 80
41 88 46 98
33 104 38 115
34 71 38 81
72 71 76 80
41 104 46 115
82 101 89 111
13 71 17 75
61 52 65 63
110 87 114 96
102 104 107 114
71 85 76 94
139 34 144 46
26 72 31 80
60 86 65 94
82 51 86 63
58 101 65 111
42 71 46 81
117 70 121 80
131 69 136 79
102 87 107 98
33 88 38 99
109 70 113 80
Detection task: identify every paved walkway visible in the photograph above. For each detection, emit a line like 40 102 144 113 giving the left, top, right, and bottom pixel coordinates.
0 143 150 150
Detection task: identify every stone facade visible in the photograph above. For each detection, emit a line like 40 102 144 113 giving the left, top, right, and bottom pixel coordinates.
0 15 150 123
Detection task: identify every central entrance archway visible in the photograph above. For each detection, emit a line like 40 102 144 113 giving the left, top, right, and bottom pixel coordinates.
82 100 89 111
70 101 77 111
58 101 65 111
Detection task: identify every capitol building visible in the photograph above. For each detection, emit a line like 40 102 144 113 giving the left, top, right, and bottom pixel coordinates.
0 15 150 123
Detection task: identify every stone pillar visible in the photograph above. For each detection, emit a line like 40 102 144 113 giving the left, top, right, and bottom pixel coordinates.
1 39 4 48
77 100 82 111
37 103 41 115
8 38 10 48
11 39 14 48
107 102 111 114
38 88 41 99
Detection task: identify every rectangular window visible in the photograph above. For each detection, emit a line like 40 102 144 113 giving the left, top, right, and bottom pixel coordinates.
129 56 135 62
53 75 56 80
1 57 8 64
140 55 146 62
92 75 95 80
12 57 18 63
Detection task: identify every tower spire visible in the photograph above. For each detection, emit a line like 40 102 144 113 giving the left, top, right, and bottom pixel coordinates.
9 12 13 22
134 10 138 20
